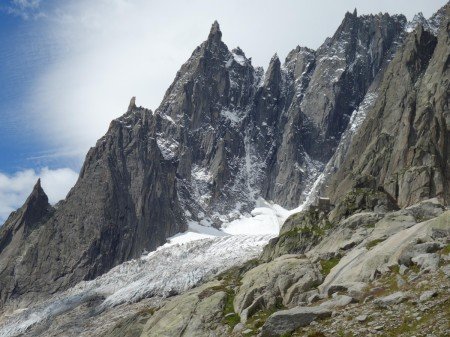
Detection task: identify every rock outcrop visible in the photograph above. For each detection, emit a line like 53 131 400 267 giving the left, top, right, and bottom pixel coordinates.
326 5 450 207
0 179 53 304
0 106 185 305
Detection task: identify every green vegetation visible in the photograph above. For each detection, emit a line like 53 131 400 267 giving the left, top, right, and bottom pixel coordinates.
223 288 240 328
280 332 293 337
337 330 355 337
307 332 326 337
214 260 263 330
136 307 157 316
245 307 278 331
320 257 341 277
366 238 386 250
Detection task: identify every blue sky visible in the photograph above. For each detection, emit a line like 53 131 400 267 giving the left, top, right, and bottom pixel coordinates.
0 0 447 222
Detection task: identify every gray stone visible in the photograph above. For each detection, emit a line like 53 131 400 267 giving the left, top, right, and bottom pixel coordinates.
411 253 440 272
234 255 321 322
419 290 437 302
396 275 406 288
356 314 368 322
308 293 322 304
320 294 355 309
441 264 450 278
374 291 409 307
399 264 408 275
260 306 332 337
232 323 245 333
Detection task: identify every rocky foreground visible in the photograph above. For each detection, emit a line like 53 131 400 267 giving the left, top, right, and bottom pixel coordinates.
100 197 450 337
6 194 444 337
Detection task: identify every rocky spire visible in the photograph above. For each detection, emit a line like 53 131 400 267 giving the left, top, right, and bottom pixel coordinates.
264 53 281 87
21 179 51 229
207 20 222 45
128 96 136 111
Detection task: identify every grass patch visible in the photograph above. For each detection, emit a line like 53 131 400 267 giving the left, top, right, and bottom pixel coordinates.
320 257 341 277
280 333 293 337
337 330 355 337
307 332 326 337
366 238 385 250
136 307 157 316
245 308 278 330
222 288 240 329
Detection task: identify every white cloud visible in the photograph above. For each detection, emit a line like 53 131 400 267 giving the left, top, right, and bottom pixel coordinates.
0 167 78 224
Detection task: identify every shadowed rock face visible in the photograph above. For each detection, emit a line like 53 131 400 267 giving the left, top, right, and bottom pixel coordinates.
0 11 415 306
0 179 54 304
0 107 185 305
327 6 450 207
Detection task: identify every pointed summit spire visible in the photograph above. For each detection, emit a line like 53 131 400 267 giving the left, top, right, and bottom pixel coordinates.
29 178 48 205
353 8 357 16
17 178 52 230
207 20 222 44
264 53 281 88
128 96 136 111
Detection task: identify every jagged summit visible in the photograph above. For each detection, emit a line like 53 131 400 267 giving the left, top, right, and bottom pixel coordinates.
28 178 46 202
128 96 136 111
19 178 51 228
207 20 222 43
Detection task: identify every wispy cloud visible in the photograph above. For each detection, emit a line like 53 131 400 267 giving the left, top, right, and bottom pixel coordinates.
2 0 44 19
0 167 78 224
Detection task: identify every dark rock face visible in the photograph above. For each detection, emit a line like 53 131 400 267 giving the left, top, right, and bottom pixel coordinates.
155 13 407 217
0 106 185 304
327 7 450 207
0 180 54 304
300 11 407 161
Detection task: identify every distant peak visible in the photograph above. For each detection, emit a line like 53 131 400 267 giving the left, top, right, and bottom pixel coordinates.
128 96 136 111
211 20 220 32
353 8 357 16
271 53 280 62
208 20 222 42
31 178 45 197
22 178 51 224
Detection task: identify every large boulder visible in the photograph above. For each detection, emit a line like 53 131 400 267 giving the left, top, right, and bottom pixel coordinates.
234 255 322 322
138 281 228 337
260 306 332 337
261 209 332 262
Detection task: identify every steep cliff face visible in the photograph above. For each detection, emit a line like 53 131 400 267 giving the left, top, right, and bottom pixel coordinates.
327 6 450 208
0 106 185 304
155 13 407 217
300 10 406 161
0 180 54 304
